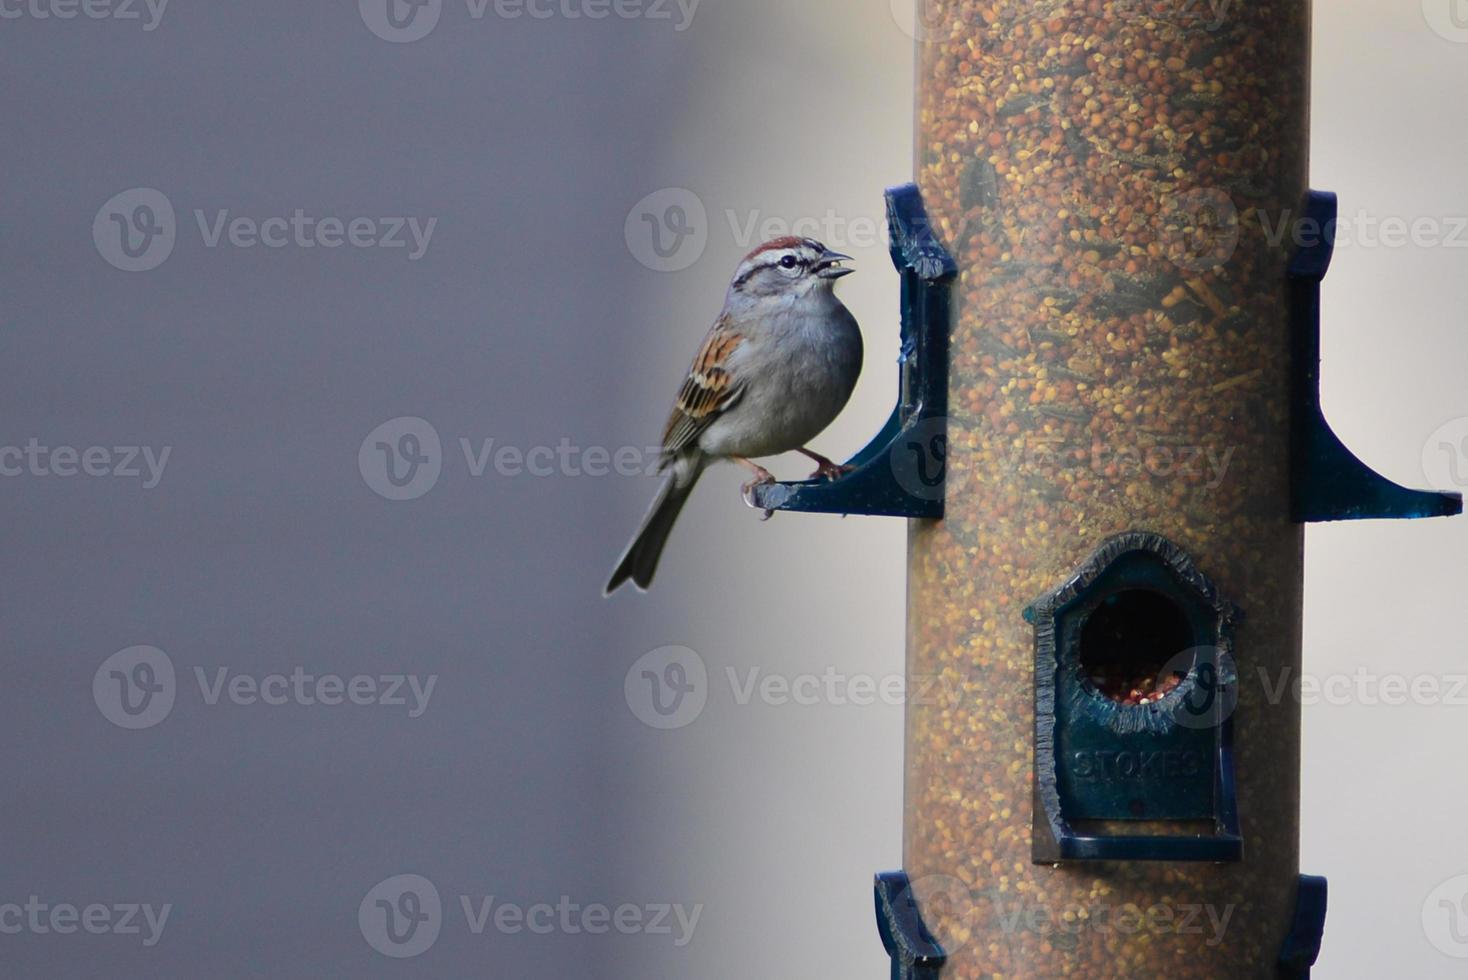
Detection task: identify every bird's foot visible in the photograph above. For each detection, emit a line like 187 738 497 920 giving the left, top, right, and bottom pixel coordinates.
732 456 777 518
798 449 853 482
740 472 777 513
809 460 854 482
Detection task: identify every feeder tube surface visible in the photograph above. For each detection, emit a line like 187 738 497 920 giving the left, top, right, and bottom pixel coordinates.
906 1 1308 976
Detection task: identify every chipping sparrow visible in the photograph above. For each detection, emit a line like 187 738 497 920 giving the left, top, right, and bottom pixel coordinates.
605 236 863 594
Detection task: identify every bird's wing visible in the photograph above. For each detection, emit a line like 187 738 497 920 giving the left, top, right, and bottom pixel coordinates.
659 319 746 466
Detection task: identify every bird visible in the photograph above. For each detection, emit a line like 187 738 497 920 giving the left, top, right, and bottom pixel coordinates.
605 235 863 594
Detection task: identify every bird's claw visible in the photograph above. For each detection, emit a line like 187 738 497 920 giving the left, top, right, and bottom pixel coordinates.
740 473 777 510
809 461 855 482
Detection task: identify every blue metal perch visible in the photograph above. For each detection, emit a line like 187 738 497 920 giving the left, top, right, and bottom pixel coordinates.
1289 190 1461 522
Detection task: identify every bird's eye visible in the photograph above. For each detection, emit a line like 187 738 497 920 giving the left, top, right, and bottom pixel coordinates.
779 255 799 269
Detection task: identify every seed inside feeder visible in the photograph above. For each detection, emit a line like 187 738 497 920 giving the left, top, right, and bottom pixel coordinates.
1078 589 1192 704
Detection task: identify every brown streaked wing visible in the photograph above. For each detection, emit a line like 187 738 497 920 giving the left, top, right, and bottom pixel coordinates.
659 323 745 464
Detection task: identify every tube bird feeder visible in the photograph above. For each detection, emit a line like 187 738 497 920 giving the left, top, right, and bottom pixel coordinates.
750 2 1460 977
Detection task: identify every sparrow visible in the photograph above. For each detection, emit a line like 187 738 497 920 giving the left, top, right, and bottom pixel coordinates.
605 236 863 594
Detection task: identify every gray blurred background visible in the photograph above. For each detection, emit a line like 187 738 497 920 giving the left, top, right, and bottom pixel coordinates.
1 1 1465 977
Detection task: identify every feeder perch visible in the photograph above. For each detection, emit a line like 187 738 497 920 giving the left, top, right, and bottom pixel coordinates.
1289 190 1462 521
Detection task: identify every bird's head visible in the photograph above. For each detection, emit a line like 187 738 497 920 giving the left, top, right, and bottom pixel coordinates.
726 236 853 302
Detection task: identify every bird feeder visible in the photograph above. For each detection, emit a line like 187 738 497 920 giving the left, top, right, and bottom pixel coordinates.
751 2 1460 977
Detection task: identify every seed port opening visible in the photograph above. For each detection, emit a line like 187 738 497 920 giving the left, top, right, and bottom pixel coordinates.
1078 589 1194 705
1029 532 1243 862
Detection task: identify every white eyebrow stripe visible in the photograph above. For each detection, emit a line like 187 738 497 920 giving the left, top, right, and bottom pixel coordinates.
735 254 787 278
732 244 823 288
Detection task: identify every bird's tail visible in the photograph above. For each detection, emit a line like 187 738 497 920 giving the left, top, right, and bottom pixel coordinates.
605 455 706 595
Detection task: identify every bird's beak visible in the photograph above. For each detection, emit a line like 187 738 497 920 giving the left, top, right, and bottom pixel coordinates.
815 249 854 279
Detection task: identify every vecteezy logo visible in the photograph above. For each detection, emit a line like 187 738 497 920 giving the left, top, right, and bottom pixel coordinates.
624 645 707 730
93 188 176 272
1422 416 1468 491
1423 873 1468 957
890 417 946 502
359 874 442 958
359 0 442 42
889 0 955 43
93 646 177 729
1158 187 1239 274
359 417 443 500
624 188 707 273
890 417 968 503
901 875 978 954
1424 0 1468 42
1161 646 1238 730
